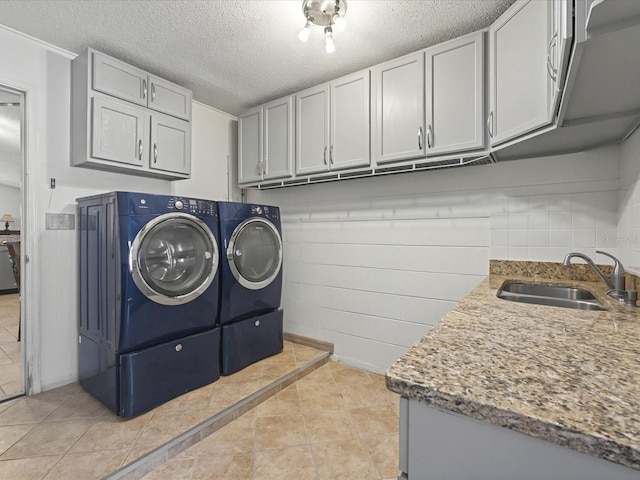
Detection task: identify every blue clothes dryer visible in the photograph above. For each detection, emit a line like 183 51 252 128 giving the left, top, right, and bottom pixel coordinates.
217 201 283 325
78 192 221 417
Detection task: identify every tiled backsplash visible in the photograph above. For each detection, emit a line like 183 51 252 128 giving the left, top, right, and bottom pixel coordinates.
490 191 619 263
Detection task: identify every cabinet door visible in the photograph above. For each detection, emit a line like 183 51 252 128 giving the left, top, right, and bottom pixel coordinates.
263 96 294 180
488 0 554 146
92 51 148 107
549 0 573 117
372 51 425 164
150 114 191 175
238 106 263 185
425 32 484 156
91 96 145 167
296 84 330 176
148 75 192 121
330 70 370 170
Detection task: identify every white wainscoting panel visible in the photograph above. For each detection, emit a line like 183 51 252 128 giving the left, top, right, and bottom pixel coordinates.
248 146 622 373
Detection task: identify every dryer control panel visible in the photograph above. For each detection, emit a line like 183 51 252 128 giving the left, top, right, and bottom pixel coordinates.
251 204 280 220
169 197 217 217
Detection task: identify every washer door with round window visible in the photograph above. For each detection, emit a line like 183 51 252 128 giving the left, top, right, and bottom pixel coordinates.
130 213 219 305
227 218 282 290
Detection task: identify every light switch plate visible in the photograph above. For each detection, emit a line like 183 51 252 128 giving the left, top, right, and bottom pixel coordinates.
46 213 75 230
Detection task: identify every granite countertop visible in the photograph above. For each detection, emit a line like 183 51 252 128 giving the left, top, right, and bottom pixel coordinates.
386 261 640 471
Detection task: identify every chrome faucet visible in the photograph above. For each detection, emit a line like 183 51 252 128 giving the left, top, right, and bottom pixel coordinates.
563 250 636 305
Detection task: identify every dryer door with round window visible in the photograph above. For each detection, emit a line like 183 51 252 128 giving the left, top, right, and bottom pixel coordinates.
130 213 219 305
227 218 282 290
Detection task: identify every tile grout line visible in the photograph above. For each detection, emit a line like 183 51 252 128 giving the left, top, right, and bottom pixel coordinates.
103 351 331 480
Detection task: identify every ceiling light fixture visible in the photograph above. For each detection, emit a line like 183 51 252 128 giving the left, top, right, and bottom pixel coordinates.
299 0 347 54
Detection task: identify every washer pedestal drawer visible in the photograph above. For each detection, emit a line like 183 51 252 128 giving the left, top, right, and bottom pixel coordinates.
119 327 220 417
221 309 283 375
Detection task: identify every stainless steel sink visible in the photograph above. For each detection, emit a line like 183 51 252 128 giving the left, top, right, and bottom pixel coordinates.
497 281 607 311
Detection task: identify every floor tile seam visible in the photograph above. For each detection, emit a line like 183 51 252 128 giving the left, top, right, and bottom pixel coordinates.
106 352 330 480
307 439 324 480
117 412 157 468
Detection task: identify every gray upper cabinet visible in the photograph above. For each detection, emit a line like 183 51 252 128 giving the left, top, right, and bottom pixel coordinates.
372 51 425 164
330 70 370 170
150 113 191 175
238 106 264 185
425 31 485 156
488 0 556 146
90 96 146 167
92 51 191 121
296 84 330 176
296 70 370 177
72 48 192 179
263 96 294 180
239 95 294 185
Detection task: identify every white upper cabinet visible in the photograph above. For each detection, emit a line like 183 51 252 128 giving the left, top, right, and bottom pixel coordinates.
425 31 485 156
92 51 192 121
330 70 370 170
72 48 192 179
238 106 264 184
372 51 425 164
296 71 370 177
488 0 557 146
263 96 294 180
296 84 330 176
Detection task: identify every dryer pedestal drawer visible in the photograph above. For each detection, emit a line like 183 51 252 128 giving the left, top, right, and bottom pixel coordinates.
119 327 220 417
221 309 283 375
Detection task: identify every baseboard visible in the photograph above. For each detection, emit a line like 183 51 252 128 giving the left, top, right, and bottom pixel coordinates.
284 332 334 353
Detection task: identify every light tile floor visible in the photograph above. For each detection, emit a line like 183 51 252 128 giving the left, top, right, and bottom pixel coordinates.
143 361 400 480
0 293 22 399
0 338 400 479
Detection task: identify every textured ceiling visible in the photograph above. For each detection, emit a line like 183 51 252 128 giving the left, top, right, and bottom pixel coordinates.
0 0 515 116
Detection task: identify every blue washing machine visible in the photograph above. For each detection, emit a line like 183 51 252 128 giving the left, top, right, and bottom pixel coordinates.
217 201 284 375
218 201 283 325
78 192 221 417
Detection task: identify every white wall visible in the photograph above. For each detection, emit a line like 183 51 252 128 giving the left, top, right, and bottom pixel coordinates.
0 25 232 392
248 145 620 373
171 101 237 201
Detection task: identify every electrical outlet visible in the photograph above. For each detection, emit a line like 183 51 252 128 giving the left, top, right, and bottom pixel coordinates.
46 213 75 230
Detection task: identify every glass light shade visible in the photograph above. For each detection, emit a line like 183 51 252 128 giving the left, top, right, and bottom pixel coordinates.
325 33 335 54
298 25 311 42
334 15 347 31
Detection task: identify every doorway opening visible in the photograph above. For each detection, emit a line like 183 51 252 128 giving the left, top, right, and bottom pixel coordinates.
0 85 25 401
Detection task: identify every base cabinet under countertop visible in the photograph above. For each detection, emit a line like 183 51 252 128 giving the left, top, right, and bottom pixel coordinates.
399 397 640 480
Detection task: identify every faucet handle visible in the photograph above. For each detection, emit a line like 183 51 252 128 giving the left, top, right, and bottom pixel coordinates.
596 250 625 275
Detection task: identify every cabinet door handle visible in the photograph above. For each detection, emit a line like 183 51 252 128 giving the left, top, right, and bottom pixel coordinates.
142 79 147 100
487 112 494 138
263 156 267 175
151 83 156 102
153 144 158 164
324 146 328 165
427 125 433 149
138 139 143 161
330 145 334 165
418 127 423 150
547 32 558 82
256 160 262 175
